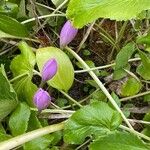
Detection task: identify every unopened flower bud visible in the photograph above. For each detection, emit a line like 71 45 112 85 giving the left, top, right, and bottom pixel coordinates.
60 20 78 48
42 58 58 81
33 88 51 111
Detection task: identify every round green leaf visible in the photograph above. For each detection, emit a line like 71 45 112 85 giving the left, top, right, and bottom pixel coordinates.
36 47 74 92
64 102 122 144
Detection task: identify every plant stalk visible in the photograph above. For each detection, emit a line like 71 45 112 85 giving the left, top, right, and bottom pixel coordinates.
0 122 64 150
21 14 65 24
120 90 150 101
30 108 75 114
120 125 150 141
75 57 141 73
60 90 83 108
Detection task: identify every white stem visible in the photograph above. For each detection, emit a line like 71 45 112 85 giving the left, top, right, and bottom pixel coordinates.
120 90 150 102
66 47 134 130
35 2 64 14
30 108 75 114
60 90 83 108
21 14 65 24
120 125 150 141
75 57 141 73
128 119 150 125
52 0 68 14
21 0 68 25
0 122 64 150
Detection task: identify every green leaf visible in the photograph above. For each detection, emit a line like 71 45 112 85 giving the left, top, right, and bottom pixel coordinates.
10 41 35 76
0 123 12 142
136 35 150 52
90 131 149 150
0 30 29 40
0 14 28 37
10 41 37 106
136 50 150 80
0 133 12 142
0 30 17 38
0 65 18 121
0 1 18 16
85 80 99 89
13 77 37 106
144 94 150 102
64 102 122 144
121 77 141 97
108 92 121 108
137 34 150 46
50 131 62 146
113 43 135 80
17 0 27 18
142 128 150 137
83 50 91 56
0 123 6 134
67 0 150 28
144 113 150 125
36 47 74 92
91 90 107 102
9 102 31 136
142 113 150 137
24 112 53 150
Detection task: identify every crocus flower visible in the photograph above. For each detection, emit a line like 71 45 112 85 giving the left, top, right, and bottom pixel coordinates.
42 58 58 82
60 20 78 48
33 88 51 111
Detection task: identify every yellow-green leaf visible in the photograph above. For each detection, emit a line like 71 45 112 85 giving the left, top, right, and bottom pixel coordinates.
67 0 150 28
36 47 74 92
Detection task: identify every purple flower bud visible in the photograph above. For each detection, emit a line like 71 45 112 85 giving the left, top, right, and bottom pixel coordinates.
42 58 58 81
60 20 78 48
33 88 51 111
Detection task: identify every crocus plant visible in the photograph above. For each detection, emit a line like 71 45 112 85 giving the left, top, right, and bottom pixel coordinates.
33 58 58 111
42 58 58 82
33 88 51 111
60 20 78 48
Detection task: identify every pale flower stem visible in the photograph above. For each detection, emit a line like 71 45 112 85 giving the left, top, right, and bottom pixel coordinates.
74 57 141 73
52 0 68 14
60 90 83 108
35 2 64 14
21 0 68 25
30 107 75 114
120 90 150 102
21 14 65 24
120 125 150 141
128 119 150 125
0 122 64 150
66 46 134 130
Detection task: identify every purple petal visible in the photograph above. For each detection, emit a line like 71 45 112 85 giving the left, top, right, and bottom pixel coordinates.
60 20 78 48
42 58 58 81
33 88 51 111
